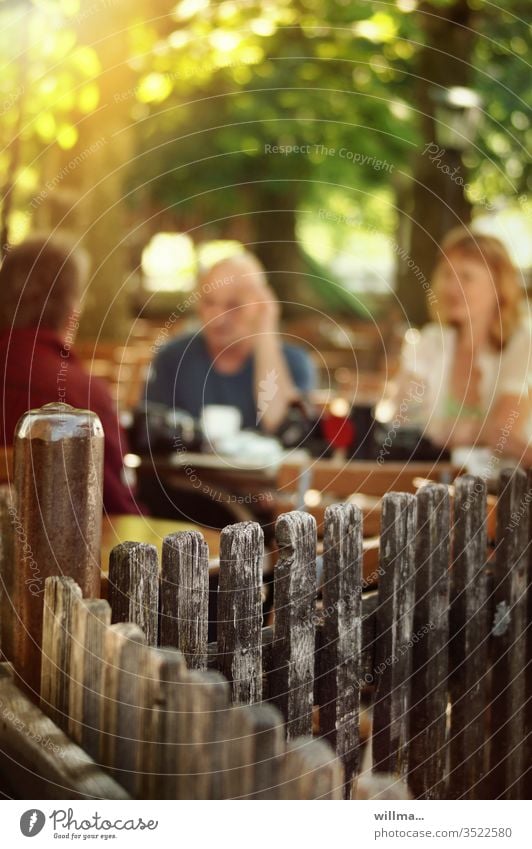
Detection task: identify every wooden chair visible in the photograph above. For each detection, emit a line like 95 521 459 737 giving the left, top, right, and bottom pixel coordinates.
76 341 154 410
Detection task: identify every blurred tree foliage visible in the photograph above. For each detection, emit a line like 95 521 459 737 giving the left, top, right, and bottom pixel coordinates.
0 0 530 335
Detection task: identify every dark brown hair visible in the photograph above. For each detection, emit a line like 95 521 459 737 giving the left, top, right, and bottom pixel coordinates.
0 235 89 333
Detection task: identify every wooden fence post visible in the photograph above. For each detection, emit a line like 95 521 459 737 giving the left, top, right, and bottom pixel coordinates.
373 492 416 779
171 668 230 799
160 531 209 668
280 737 344 799
40 576 82 729
222 705 256 799
320 502 363 794
246 703 285 799
409 484 450 799
100 622 154 797
143 647 186 799
109 542 159 647
271 511 317 739
0 663 128 800
12 403 103 694
68 596 111 760
489 467 528 799
217 522 263 704
449 475 489 799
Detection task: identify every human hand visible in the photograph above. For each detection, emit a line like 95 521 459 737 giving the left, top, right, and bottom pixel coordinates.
250 283 280 335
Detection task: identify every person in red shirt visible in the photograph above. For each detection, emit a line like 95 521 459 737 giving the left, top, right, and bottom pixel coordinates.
0 235 139 514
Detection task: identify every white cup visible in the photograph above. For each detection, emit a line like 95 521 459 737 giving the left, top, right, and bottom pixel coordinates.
201 405 242 445
451 446 492 478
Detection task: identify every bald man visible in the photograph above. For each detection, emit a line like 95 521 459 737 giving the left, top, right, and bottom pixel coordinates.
145 252 315 433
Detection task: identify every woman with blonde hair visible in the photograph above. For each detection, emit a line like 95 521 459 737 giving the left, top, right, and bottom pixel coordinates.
393 228 531 468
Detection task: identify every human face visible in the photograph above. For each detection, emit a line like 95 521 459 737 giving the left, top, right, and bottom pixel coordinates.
437 250 498 331
197 267 261 352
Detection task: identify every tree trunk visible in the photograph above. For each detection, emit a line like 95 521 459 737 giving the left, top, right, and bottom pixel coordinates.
396 0 477 327
33 10 137 342
253 189 323 315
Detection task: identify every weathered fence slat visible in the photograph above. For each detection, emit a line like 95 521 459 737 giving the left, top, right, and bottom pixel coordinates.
144 647 186 800
100 622 153 797
160 531 209 668
222 705 256 799
109 542 159 646
40 576 82 729
489 467 528 799
280 737 344 799
449 475 489 799
0 663 128 800
246 702 285 799
320 502 363 794
409 484 451 799
373 492 416 779
217 521 263 704
355 772 412 800
174 669 230 799
68 597 111 760
272 511 317 738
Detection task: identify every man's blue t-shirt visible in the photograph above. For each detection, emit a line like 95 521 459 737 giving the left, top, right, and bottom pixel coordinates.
144 331 315 429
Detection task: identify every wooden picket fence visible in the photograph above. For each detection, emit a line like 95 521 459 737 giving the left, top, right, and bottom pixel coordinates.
1 467 531 800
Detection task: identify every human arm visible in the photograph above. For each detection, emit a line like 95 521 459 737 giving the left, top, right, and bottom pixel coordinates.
431 326 531 462
252 287 301 433
88 379 144 515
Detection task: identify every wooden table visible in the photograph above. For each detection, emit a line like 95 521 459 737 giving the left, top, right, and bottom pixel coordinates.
101 514 221 573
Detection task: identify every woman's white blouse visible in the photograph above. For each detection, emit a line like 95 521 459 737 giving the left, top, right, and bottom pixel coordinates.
397 321 532 444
